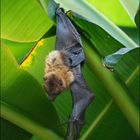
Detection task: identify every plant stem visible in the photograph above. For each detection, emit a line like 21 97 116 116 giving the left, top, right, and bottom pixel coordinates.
83 44 139 136
0 101 62 140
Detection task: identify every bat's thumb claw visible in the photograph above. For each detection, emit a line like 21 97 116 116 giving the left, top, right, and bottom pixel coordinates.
56 7 64 14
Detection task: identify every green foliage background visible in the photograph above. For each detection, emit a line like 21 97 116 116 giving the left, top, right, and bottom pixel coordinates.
1 0 139 140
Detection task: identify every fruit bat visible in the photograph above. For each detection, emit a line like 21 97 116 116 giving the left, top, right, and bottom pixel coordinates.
44 7 94 140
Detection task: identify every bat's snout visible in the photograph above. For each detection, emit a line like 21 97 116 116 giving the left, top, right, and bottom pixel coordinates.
43 74 63 101
43 83 59 101
47 94 57 101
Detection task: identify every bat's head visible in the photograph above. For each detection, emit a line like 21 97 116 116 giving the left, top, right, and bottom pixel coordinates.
44 50 75 101
44 72 67 101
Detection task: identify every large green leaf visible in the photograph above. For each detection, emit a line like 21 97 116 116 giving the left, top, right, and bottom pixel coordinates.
1 46 63 139
1 0 53 42
72 16 124 56
54 0 138 48
39 0 58 22
19 35 138 139
1 39 36 64
119 0 139 22
1 0 139 139
81 41 139 140
134 5 140 31
120 27 139 44
3 17 138 140
1 118 32 140
114 48 140 104
1 101 62 140
87 0 135 26
20 37 55 84
71 13 139 100
82 103 138 140
103 47 134 69
31 136 40 140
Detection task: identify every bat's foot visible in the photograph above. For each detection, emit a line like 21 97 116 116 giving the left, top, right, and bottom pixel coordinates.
66 118 84 140
66 93 94 140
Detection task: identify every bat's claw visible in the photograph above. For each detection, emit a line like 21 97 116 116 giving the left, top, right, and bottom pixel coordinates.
56 7 64 14
66 118 84 140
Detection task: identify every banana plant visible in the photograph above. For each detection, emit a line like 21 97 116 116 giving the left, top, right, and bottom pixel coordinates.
1 0 139 140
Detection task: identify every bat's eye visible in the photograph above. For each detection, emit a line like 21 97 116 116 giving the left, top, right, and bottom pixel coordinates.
73 51 80 56
73 52 78 56
60 82 63 86
60 83 63 86
59 80 63 87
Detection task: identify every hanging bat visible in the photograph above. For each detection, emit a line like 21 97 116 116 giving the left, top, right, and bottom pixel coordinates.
44 7 94 140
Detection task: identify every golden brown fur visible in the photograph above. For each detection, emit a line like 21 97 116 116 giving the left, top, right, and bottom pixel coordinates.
44 50 74 99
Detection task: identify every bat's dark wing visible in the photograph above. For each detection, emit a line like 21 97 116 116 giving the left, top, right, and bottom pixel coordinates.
66 66 94 140
55 8 85 67
55 8 94 140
